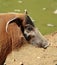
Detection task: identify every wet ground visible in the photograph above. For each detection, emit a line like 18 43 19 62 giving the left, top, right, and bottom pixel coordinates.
5 32 57 65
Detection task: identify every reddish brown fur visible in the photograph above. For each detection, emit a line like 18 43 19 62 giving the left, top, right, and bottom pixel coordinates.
0 13 26 65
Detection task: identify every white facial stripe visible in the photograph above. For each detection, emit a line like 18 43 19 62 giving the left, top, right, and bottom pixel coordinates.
24 30 36 37
24 30 30 37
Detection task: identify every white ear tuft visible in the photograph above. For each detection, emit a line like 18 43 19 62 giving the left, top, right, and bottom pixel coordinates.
6 17 17 33
24 9 28 14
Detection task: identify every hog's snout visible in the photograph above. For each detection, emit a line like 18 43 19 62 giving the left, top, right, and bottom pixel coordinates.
40 41 49 49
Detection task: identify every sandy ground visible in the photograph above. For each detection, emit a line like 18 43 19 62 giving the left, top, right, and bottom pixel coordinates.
4 32 57 65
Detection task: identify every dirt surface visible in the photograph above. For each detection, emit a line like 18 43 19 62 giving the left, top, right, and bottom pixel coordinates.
4 32 57 65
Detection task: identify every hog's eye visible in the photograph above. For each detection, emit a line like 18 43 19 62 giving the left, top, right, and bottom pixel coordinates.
27 27 33 31
25 24 34 31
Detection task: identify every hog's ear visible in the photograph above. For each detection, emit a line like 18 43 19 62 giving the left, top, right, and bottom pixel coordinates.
7 23 24 50
6 18 24 50
6 17 22 32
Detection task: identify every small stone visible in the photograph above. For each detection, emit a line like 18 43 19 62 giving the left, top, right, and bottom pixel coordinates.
37 57 40 59
21 64 24 65
14 59 16 62
43 8 46 10
14 9 21 12
53 10 57 14
20 62 24 65
18 1 23 3
47 24 54 27
4 63 6 65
